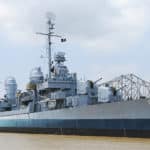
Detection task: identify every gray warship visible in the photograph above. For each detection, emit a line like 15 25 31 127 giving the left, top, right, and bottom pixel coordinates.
0 17 150 137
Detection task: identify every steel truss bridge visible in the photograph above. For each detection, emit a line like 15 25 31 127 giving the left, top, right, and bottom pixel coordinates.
99 74 150 101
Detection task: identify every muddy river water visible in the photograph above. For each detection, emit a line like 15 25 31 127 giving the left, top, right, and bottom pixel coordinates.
0 133 150 150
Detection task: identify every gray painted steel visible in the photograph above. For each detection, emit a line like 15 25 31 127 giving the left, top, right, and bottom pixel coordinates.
0 17 149 137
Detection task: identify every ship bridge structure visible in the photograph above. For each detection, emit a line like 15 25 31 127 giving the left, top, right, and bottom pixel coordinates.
99 74 150 101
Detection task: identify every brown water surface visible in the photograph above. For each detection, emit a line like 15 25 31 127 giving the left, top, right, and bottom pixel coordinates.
0 133 150 150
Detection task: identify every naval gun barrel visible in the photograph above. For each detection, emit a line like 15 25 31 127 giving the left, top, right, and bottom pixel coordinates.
94 77 103 84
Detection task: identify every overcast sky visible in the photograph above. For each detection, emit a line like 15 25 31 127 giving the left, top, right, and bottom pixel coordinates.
0 0 150 94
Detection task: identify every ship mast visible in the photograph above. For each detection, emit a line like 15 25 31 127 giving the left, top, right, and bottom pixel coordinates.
36 15 66 80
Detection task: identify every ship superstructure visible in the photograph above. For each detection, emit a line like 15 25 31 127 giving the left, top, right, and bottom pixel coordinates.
0 17 102 113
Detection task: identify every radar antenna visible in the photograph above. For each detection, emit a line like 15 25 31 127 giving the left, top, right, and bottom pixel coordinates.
36 13 66 79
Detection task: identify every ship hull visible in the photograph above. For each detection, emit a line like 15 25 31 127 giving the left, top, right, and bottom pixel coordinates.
1 127 150 138
0 100 150 137
0 119 150 137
